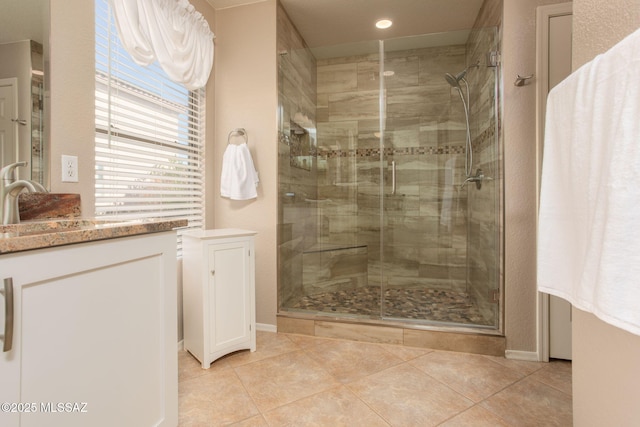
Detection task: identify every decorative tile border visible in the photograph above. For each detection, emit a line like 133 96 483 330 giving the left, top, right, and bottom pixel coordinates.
318 145 466 159
315 122 496 160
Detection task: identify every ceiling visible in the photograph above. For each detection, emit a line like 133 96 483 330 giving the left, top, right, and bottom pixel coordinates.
207 0 484 51
3 1 484 50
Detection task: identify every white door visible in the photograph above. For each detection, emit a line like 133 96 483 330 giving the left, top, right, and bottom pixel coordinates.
0 78 19 168
538 4 573 360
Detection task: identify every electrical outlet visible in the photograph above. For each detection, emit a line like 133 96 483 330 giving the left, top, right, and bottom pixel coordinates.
61 155 78 183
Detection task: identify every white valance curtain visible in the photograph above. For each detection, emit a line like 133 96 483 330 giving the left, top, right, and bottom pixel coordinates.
108 0 214 90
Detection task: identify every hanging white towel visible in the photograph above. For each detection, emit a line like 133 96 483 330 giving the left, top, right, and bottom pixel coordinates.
538 28 640 336
220 143 259 200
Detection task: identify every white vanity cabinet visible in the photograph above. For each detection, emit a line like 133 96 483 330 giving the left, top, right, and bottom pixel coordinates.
182 229 256 368
0 232 178 427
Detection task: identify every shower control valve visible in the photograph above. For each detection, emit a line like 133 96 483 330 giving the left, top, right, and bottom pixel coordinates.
460 169 487 190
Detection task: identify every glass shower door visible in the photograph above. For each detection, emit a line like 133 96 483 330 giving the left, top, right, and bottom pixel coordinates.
379 30 501 329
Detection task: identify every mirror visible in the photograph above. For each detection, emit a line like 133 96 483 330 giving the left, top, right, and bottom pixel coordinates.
0 0 49 187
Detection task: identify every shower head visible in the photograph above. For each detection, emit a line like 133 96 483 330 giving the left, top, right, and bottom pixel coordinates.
444 70 468 88
444 61 480 88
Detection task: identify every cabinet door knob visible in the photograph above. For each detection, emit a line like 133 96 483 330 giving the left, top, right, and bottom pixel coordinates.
210 270 215 276
1 277 14 352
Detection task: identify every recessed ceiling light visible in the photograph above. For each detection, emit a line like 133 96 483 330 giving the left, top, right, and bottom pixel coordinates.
375 19 393 29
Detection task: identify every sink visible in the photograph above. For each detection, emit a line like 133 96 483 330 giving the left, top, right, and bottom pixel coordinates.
18 193 81 221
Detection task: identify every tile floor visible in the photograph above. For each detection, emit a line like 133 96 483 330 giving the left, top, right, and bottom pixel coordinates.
178 331 572 426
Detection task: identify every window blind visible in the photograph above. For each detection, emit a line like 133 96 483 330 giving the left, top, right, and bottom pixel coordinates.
95 0 205 253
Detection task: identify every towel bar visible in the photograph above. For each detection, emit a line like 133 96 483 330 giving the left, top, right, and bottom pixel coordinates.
228 128 248 144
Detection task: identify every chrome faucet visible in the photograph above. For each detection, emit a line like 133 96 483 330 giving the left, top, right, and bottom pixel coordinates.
1 161 27 185
0 162 46 224
3 180 38 224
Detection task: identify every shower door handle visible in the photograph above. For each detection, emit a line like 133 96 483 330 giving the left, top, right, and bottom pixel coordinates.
391 160 396 195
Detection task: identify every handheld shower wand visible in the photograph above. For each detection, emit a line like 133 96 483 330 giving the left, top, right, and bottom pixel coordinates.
445 65 476 178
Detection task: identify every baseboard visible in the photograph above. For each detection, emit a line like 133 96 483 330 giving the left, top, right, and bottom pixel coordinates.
256 323 277 333
505 349 540 362
177 325 275 352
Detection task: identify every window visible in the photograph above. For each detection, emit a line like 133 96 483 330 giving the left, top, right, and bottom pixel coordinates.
94 0 205 253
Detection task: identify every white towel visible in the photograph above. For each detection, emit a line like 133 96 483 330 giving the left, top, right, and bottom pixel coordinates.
538 28 640 336
220 143 259 200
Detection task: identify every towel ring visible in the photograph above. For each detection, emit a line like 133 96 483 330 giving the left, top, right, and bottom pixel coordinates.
228 128 248 144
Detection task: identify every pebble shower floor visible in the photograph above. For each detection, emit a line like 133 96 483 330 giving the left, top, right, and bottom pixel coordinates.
289 286 493 326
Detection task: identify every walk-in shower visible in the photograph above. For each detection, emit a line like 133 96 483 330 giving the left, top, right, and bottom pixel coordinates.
277 3 502 333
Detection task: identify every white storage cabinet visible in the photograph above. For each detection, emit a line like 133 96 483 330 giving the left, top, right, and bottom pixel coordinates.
182 229 256 368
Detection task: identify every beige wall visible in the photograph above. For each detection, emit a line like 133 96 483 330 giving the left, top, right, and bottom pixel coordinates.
49 0 95 213
571 0 640 424
573 0 640 68
213 0 278 326
573 309 640 425
502 0 565 353
192 0 218 232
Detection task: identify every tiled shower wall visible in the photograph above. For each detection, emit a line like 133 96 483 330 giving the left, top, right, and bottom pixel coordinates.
315 45 471 294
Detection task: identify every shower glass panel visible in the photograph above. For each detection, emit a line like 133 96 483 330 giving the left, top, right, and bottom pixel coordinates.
277 19 501 330
379 29 501 328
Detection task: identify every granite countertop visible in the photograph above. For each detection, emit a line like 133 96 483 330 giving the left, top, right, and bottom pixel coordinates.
0 218 188 254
